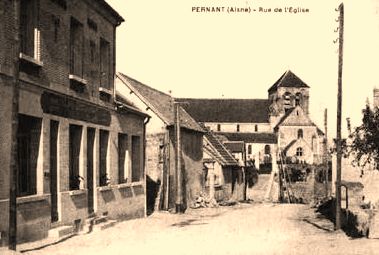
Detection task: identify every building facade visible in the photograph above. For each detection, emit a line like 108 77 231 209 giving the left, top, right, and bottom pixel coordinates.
116 73 205 212
0 0 148 246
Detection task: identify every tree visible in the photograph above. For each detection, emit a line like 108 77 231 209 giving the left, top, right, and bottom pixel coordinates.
348 104 379 171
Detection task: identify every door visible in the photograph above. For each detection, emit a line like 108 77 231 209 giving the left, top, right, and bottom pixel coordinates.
50 120 59 222
87 128 95 215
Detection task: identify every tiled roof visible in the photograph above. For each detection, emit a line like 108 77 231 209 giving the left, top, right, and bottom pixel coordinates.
176 98 270 123
117 73 204 133
115 92 149 117
224 142 245 153
268 70 309 93
201 124 238 166
216 132 277 144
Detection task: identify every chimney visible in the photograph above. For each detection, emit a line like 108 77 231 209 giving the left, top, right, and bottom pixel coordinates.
374 88 379 108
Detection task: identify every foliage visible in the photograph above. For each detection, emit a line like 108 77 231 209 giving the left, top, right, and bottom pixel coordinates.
348 104 379 170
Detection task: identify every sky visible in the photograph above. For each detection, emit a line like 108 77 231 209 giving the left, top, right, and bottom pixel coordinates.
106 0 379 138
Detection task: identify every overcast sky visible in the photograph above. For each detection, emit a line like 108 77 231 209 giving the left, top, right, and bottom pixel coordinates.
107 0 379 138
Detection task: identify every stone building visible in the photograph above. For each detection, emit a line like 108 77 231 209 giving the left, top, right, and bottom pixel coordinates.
178 70 325 167
116 73 205 212
0 0 149 246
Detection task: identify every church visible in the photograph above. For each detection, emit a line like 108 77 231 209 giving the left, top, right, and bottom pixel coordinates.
178 70 325 169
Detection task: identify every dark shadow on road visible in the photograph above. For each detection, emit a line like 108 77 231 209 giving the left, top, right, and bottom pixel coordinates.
20 234 77 253
302 218 334 232
171 219 208 228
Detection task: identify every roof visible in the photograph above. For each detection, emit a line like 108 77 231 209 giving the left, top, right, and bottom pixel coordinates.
268 70 309 93
94 0 124 25
117 73 204 133
224 142 245 153
115 93 150 118
216 132 277 144
176 98 270 123
201 124 239 166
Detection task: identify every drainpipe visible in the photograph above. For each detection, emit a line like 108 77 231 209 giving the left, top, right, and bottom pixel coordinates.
143 116 150 217
9 0 21 250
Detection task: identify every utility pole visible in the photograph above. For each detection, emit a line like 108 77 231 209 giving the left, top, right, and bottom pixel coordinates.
174 101 184 213
335 2 344 231
9 0 20 250
324 108 328 197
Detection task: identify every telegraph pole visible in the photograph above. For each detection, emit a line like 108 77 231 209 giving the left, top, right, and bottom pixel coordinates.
324 108 328 197
9 0 21 250
335 2 344 231
174 101 184 213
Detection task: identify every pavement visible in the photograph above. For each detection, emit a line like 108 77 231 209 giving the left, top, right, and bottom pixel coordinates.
7 202 379 255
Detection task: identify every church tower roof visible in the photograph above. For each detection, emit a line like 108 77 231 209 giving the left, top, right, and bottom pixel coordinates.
268 70 309 93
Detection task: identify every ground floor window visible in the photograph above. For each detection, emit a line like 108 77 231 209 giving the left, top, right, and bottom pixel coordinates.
99 130 109 186
69 124 82 190
118 133 129 184
131 135 142 182
17 114 42 197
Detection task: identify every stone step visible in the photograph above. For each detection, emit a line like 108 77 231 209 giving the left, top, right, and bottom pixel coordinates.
48 225 74 239
91 220 117 232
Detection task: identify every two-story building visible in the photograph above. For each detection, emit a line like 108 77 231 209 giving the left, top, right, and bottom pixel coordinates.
0 0 148 246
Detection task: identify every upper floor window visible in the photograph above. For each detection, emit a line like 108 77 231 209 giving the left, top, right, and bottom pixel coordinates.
100 38 111 89
295 93 302 106
264 145 270 155
236 124 240 132
254 124 258 132
297 129 303 139
20 0 39 59
217 124 221 132
296 147 303 157
70 17 84 77
247 145 252 155
283 92 292 110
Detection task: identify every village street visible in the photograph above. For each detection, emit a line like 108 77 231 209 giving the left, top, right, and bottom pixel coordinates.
16 203 379 255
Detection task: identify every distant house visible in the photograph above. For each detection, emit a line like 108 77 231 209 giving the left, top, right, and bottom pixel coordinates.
201 124 242 202
116 73 204 212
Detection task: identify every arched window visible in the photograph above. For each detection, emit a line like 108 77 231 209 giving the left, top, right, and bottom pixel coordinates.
295 93 302 106
236 124 240 132
254 125 258 132
283 92 292 107
296 147 303 157
297 129 303 139
264 145 271 155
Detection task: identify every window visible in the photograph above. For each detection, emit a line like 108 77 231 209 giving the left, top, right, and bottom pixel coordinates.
69 124 82 190
297 129 303 139
264 145 271 155
20 0 39 59
52 15 60 43
17 115 41 197
99 130 109 186
295 93 302 106
70 17 84 77
217 124 221 132
296 147 303 157
118 133 129 184
283 92 292 110
100 38 111 89
131 136 142 182
90 40 96 63
247 145 252 155
236 124 240 132
254 125 258 132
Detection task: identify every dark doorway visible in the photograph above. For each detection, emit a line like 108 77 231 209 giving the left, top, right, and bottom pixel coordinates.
87 128 95 215
50 120 59 222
